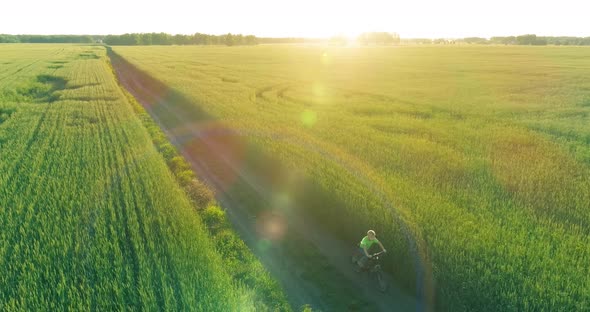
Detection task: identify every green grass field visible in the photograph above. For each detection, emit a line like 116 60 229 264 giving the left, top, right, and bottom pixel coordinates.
113 44 590 310
0 44 288 311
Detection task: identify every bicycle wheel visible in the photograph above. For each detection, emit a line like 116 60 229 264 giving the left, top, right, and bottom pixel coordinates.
376 270 387 292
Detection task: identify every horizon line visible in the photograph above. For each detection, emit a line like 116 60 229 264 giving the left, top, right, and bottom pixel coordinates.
3 32 590 40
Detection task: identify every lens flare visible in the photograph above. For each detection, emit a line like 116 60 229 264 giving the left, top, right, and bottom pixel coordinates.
301 109 317 128
256 211 287 242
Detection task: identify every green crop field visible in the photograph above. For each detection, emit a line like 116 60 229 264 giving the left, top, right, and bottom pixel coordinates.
0 44 288 311
113 45 590 310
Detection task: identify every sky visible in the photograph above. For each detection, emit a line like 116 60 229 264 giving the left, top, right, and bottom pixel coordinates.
2 0 589 38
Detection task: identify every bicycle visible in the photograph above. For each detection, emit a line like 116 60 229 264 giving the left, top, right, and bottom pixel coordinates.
352 249 388 292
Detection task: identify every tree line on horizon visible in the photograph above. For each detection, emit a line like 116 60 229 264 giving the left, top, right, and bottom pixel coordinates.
2 33 590 46
0 34 97 43
0 33 258 46
404 34 590 46
103 33 257 46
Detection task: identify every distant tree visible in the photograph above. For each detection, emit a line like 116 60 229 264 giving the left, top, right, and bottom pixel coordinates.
140 33 153 45
244 35 257 45
516 34 545 45
235 34 244 45
224 33 235 46
533 37 547 45
0 34 19 43
151 33 172 45
118 33 137 45
490 36 517 45
191 33 206 45
173 34 192 45
463 37 489 44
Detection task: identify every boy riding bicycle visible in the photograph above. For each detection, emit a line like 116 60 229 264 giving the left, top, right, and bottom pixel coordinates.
355 230 386 270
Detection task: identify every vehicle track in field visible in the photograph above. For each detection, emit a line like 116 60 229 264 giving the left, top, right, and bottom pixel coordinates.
109 50 420 312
